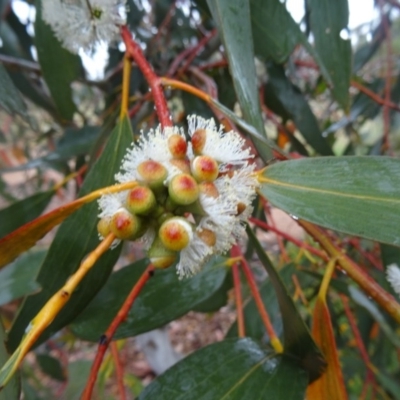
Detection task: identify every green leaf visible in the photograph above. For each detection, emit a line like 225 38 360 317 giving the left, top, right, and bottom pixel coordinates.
0 191 54 238
246 227 325 382
7 117 133 351
0 250 45 306
36 354 66 382
207 0 272 161
308 0 351 110
259 156 400 246
71 256 229 341
265 63 333 155
250 0 302 63
0 64 28 121
0 321 19 400
139 338 308 399
191 270 232 313
380 244 400 268
34 0 81 121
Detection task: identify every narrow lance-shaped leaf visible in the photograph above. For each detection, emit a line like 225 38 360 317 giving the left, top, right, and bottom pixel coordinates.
7 117 133 351
35 0 81 121
307 259 348 400
250 0 302 64
0 181 137 270
139 338 308 400
308 0 351 110
265 63 333 156
207 0 272 161
259 156 400 246
246 226 325 382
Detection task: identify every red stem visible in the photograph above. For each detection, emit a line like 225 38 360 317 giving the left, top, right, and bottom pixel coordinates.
81 264 155 400
110 342 127 400
341 295 376 398
249 217 328 260
120 26 172 128
180 29 217 74
232 261 245 337
231 245 281 348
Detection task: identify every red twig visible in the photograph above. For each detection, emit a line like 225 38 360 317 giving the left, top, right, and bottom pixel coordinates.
110 342 126 400
231 245 283 352
341 295 376 398
150 1 176 47
346 238 383 271
231 261 245 337
180 29 217 74
81 264 155 400
351 80 400 113
166 29 217 77
249 217 328 261
199 59 229 71
120 26 172 128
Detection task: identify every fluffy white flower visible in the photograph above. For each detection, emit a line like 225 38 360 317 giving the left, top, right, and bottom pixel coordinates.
42 0 127 54
96 115 259 278
187 115 253 167
387 264 400 296
115 126 184 184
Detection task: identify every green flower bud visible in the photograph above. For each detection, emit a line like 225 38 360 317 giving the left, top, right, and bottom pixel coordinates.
137 160 168 190
168 173 199 205
191 128 206 155
191 155 219 182
159 217 193 251
168 134 187 159
126 186 156 215
147 237 177 269
97 217 111 237
109 209 142 240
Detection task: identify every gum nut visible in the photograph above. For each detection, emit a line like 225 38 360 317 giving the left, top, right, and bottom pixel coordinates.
159 217 193 251
137 160 168 189
109 209 141 240
147 237 177 269
168 174 199 205
191 128 207 154
191 155 219 182
126 186 156 215
97 218 111 237
168 134 187 158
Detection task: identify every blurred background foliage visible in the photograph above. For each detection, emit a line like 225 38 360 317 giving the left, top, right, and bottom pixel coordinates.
0 0 400 399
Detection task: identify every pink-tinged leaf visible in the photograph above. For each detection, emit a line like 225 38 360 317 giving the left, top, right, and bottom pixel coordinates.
0 181 138 270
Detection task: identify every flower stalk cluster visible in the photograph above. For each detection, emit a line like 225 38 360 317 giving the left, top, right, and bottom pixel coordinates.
97 116 259 278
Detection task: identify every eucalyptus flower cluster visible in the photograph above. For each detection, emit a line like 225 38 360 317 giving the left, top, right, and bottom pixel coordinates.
42 0 127 53
97 116 259 278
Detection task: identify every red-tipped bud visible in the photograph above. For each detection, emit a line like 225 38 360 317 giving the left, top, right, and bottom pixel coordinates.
191 128 207 155
168 134 187 158
197 229 216 247
109 209 142 240
97 218 111 237
126 186 156 215
159 217 193 251
191 155 219 182
170 158 191 174
198 182 219 198
147 237 177 269
137 160 168 190
168 173 199 205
